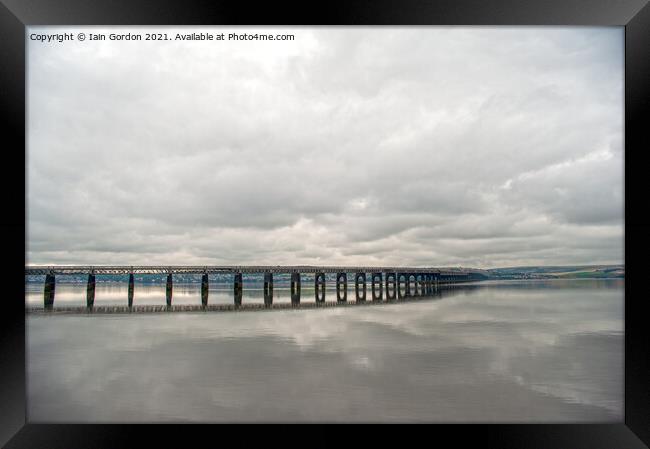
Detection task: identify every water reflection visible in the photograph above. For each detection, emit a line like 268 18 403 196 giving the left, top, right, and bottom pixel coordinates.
27 279 623 422
25 281 474 309
25 283 303 308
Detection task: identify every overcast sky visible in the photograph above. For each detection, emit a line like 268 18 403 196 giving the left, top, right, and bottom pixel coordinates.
27 27 623 268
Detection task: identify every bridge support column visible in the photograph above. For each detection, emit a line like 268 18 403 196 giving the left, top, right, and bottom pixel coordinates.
291 272 301 304
315 272 325 303
201 273 209 307
44 273 55 310
385 272 396 300
410 274 419 296
234 272 243 306
128 273 134 307
264 273 273 306
166 273 173 307
371 273 383 301
398 273 407 299
355 273 366 302
406 273 414 297
418 274 426 296
336 272 347 302
86 273 95 309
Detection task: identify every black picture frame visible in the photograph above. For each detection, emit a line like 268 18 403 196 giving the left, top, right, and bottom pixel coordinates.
1 0 648 447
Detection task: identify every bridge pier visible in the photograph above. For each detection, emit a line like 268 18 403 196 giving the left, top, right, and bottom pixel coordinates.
291 272 301 304
355 272 366 302
336 272 347 302
44 273 55 309
398 273 407 299
409 273 418 296
371 273 383 301
128 273 134 307
234 272 243 306
86 273 96 308
315 272 325 303
418 274 426 296
166 273 173 307
385 272 396 300
201 273 209 307
264 272 273 306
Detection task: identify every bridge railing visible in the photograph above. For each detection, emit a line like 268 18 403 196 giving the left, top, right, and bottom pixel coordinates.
25 265 487 276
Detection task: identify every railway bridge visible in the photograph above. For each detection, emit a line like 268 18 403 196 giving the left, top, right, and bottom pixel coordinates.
25 265 489 310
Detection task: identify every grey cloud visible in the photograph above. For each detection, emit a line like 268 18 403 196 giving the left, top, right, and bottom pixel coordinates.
27 26 623 267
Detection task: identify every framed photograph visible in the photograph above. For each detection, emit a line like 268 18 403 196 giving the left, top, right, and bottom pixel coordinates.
2 0 648 447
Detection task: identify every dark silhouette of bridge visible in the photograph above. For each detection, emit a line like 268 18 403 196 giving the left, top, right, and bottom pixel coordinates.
25 265 489 310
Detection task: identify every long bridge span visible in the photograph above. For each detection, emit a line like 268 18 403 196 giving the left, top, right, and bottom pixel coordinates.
25 265 489 310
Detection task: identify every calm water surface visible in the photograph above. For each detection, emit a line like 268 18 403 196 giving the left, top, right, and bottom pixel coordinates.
26 279 623 422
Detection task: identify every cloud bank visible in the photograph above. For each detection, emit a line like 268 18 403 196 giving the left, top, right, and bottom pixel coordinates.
27 27 624 268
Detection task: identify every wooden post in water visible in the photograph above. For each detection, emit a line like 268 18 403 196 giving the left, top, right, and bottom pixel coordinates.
44 273 55 310
86 273 96 309
166 273 173 307
201 272 209 307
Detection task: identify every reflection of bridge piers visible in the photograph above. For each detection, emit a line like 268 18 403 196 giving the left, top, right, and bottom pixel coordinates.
314 272 325 303
201 273 209 307
86 272 95 308
371 273 383 301
26 265 489 309
264 272 273 306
